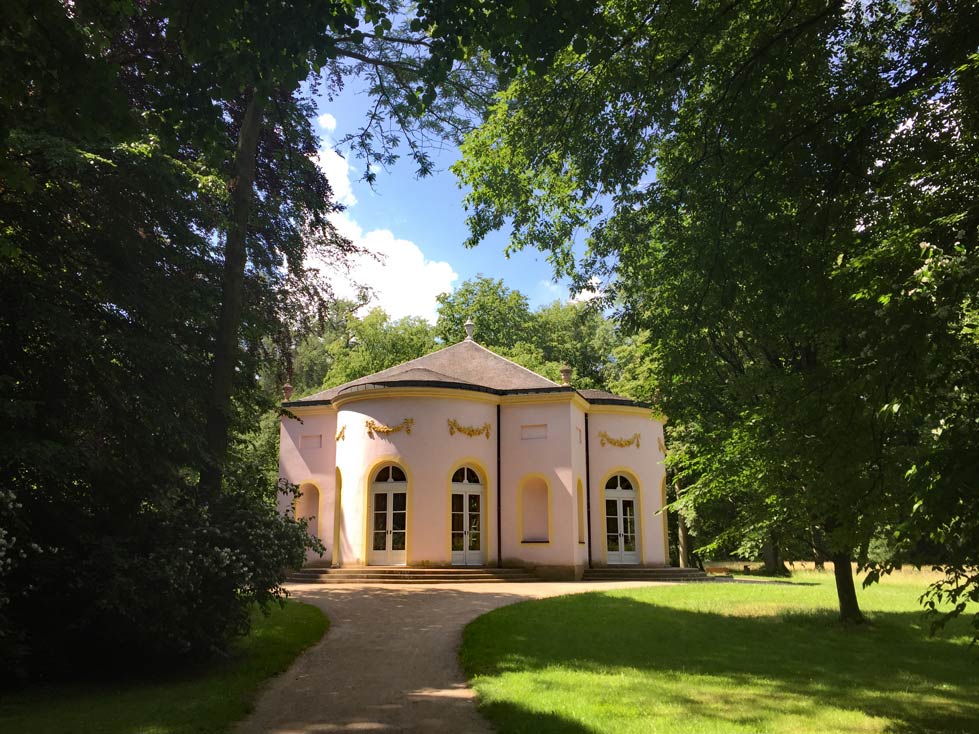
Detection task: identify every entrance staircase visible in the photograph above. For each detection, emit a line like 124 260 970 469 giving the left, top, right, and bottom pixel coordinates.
581 566 712 582
288 566 538 584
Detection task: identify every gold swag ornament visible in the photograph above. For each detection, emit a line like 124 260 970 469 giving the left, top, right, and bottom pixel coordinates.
598 431 641 449
447 419 492 439
366 418 414 439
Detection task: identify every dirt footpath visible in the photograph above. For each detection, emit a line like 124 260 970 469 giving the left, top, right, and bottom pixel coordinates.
237 580 662 733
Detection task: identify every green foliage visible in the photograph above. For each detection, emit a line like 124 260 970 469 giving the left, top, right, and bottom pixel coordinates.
435 275 534 348
321 309 439 389
456 0 979 630
529 300 617 390
0 0 342 672
0 0 623 674
435 276 619 390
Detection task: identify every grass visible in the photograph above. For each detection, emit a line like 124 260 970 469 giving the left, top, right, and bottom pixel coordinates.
0 600 328 734
461 570 979 734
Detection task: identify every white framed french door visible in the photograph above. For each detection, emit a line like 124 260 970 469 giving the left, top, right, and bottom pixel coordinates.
605 474 640 564
450 489 483 566
368 469 407 565
450 467 484 566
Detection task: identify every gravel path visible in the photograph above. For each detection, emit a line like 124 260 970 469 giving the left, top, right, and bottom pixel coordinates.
237 580 664 733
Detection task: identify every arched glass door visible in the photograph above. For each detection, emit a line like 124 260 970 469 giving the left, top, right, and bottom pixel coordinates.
450 467 483 566
369 465 407 565
605 474 640 564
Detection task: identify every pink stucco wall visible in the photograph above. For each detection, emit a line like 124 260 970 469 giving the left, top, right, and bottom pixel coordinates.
279 389 667 573
498 400 577 570
571 405 589 568
279 409 338 563
587 410 668 566
334 393 497 566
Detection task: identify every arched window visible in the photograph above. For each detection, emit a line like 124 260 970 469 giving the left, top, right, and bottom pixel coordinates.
375 465 406 482
520 476 549 543
451 467 481 484
605 474 634 491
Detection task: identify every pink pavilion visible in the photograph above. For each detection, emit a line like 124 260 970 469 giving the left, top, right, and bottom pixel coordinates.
278 322 668 579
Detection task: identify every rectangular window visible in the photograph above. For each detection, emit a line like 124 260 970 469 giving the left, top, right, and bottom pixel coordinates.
300 434 322 450
520 424 547 440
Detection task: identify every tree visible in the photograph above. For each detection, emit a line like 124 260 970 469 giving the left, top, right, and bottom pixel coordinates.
530 300 616 389
434 277 620 389
176 0 605 497
321 308 438 388
435 275 534 348
1 0 600 672
455 2 979 629
0 3 328 672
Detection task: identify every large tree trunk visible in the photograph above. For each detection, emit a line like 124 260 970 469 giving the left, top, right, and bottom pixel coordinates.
832 552 865 624
677 511 691 569
762 533 789 576
199 89 266 497
674 479 691 568
810 525 827 570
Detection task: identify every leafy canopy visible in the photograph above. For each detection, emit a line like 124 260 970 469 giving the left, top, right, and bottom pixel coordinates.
455 1 979 629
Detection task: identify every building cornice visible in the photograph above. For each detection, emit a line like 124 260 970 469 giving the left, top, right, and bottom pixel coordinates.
282 379 660 419
332 385 500 409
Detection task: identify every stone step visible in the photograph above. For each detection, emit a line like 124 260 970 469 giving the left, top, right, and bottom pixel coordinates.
582 567 711 582
290 576 537 584
291 570 533 577
300 566 540 574
290 574 536 582
288 566 538 584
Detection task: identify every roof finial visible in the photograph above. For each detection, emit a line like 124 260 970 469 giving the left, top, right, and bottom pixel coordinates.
464 317 475 341
560 364 572 386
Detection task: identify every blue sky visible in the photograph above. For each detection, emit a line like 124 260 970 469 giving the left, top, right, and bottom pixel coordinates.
310 80 578 322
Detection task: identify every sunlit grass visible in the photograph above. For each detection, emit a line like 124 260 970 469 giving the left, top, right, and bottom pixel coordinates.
0 601 328 734
462 570 978 734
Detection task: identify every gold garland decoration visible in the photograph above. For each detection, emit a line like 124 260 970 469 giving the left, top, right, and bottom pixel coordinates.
447 418 492 439
366 417 413 439
335 425 346 442
657 435 666 454
598 430 641 449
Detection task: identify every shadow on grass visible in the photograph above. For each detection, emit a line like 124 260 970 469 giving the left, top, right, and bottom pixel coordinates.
462 593 979 734
0 602 328 734
479 699 596 733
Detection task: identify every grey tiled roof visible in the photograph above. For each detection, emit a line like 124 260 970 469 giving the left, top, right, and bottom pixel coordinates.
294 340 556 403
288 339 645 407
576 389 642 405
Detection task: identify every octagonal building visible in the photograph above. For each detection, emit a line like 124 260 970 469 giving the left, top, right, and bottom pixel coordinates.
278 326 668 579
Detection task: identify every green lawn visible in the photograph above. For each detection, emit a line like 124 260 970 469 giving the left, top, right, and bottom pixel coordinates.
0 600 328 734
461 571 979 734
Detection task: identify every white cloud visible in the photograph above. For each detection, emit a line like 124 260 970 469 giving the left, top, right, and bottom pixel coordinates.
316 113 337 132
570 276 603 303
313 147 357 206
313 112 356 206
307 112 457 323
313 212 458 323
